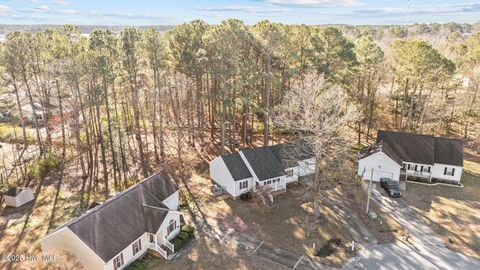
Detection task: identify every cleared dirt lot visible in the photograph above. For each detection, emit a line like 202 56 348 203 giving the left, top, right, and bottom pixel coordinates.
403 160 480 260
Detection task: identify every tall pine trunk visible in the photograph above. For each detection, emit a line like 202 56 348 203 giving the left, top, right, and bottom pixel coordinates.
263 54 271 146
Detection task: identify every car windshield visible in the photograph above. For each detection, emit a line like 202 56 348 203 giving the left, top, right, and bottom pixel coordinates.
388 182 399 188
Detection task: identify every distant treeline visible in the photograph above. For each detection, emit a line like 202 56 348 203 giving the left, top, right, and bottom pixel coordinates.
0 24 176 35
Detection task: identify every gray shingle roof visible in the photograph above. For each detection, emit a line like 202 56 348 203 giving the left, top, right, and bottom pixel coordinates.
5 187 23 197
375 130 463 166
221 153 252 181
376 130 435 165
241 147 285 181
434 137 463 166
57 171 178 262
270 140 315 168
358 141 403 166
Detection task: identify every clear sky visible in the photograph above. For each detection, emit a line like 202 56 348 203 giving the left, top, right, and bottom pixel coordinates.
0 0 479 25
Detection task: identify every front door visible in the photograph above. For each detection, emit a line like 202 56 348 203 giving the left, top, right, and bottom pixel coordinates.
149 234 155 244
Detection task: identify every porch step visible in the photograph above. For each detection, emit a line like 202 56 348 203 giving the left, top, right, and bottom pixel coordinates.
147 242 173 260
254 189 274 205
161 245 174 257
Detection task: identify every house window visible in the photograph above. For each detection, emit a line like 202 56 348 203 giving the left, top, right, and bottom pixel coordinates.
113 253 124 270
444 167 455 176
239 181 248 190
407 164 411 170
167 219 176 235
423 166 430 173
286 169 294 177
132 239 141 255
415 165 418 171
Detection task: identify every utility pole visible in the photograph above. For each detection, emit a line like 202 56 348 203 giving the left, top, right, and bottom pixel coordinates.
366 168 374 215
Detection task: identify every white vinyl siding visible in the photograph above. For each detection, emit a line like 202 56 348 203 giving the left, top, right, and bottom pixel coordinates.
358 152 401 182
239 181 248 190
104 234 150 270
41 228 105 270
284 167 299 183
431 163 462 182
4 189 34 207
209 157 237 197
132 240 141 255
444 167 455 176
162 190 179 210
158 212 182 242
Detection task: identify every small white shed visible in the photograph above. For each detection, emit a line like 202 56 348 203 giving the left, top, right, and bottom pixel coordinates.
4 187 34 207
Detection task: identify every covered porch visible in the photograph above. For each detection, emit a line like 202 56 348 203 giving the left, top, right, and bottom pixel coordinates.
146 232 175 260
401 169 432 181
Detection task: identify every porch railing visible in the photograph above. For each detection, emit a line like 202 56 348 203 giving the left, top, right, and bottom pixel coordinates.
147 243 167 259
255 189 266 204
267 192 274 203
403 170 431 178
411 171 431 177
164 239 174 253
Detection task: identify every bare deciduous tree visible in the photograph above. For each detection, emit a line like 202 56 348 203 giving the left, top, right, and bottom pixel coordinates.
274 75 360 218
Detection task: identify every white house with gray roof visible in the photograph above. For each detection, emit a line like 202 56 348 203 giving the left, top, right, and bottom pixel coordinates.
209 141 316 200
357 130 464 184
41 171 182 270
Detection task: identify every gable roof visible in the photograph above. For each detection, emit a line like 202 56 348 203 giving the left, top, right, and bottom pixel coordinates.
221 153 252 181
5 187 23 197
217 141 316 182
434 137 463 166
55 171 178 262
377 130 435 165
241 147 286 181
358 141 403 166
375 130 463 166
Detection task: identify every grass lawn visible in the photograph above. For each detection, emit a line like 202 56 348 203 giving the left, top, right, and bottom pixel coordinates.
403 160 480 259
0 184 82 270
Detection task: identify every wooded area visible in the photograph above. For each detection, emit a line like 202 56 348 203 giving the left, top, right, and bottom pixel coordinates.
0 21 479 209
